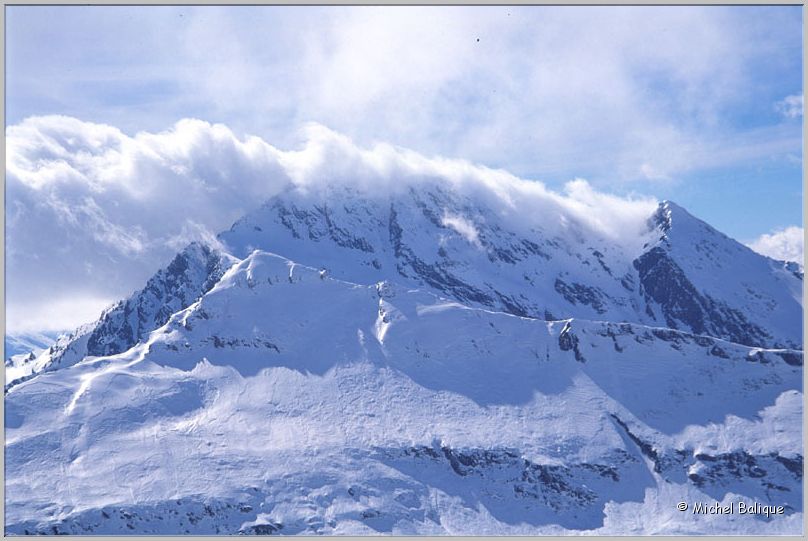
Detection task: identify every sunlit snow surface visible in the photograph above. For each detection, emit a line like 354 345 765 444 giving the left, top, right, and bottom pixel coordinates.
5 187 803 535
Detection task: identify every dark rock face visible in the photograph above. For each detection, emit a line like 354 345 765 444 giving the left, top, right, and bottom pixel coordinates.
612 414 802 512
775 351 803 367
649 205 672 235
6 497 285 536
634 247 707 333
784 262 803 281
267 193 381 253
388 203 497 309
611 415 662 472
633 247 770 348
775 455 803 480
80 243 234 359
686 451 803 511
205 335 280 352
378 444 642 530
589 321 792 363
689 452 768 486
554 278 608 314
558 322 586 362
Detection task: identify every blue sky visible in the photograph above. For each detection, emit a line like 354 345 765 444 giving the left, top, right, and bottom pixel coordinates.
4 5 804 333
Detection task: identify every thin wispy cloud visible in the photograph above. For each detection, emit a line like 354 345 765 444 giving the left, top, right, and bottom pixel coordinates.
775 94 804 119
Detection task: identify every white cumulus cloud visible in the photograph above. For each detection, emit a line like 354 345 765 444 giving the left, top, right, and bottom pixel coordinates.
6 115 660 335
748 226 804 264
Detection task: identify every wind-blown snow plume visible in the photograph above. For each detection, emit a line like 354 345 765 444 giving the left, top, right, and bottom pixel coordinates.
7 115 657 333
441 211 483 249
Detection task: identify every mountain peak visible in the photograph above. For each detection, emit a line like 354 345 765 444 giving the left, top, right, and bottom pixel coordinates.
632 199 801 349
648 200 700 235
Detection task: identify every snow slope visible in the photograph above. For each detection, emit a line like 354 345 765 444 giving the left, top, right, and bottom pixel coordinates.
4 183 803 535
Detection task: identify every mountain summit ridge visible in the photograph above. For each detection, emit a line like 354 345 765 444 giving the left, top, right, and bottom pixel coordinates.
7 184 801 388
218 184 801 347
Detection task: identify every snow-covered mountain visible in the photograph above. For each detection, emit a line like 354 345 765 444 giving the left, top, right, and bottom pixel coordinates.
4 182 803 535
219 184 801 349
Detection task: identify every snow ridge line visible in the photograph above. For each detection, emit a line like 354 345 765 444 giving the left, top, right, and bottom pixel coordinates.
9 248 802 395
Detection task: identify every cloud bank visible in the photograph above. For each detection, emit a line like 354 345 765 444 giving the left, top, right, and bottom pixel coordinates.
6 115 659 334
6 6 802 185
748 226 804 264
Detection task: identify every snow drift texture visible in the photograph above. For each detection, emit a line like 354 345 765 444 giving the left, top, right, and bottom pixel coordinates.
4 122 804 535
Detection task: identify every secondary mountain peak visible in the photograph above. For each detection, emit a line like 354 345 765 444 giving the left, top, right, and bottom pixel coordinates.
5 241 237 389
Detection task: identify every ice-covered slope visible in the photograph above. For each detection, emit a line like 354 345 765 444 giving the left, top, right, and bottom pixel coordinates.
5 250 803 535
